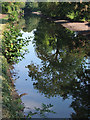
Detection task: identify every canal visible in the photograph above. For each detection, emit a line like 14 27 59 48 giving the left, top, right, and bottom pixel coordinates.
12 14 89 118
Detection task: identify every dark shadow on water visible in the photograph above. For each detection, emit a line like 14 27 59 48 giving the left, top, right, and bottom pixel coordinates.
23 14 40 32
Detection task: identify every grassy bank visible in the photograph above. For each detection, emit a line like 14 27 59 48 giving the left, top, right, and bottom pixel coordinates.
2 56 24 118
0 15 24 118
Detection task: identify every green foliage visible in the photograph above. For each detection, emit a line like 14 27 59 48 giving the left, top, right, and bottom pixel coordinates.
8 11 19 21
2 9 30 64
1 5 27 118
67 3 90 21
2 23 30 63
2 56 24 118
24 2 39 13
67 11 79 20
2 2 25 14
39 2 89 21
15 2 25 9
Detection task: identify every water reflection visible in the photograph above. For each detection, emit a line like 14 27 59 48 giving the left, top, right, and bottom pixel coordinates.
23 14 40 32
26 18 89 118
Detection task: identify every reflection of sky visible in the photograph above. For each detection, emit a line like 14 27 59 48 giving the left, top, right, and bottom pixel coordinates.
83 57 90 69
13 30 74 118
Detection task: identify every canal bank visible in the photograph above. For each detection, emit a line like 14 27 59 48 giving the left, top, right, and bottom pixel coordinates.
0 14 25 118
32 11 90 34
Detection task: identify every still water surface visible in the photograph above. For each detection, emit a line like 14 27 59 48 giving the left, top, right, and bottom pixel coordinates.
13 15 89 118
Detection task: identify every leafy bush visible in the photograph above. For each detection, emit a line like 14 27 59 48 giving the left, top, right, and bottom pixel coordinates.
2 23 30 63
38 2 89 21
2 2 25 14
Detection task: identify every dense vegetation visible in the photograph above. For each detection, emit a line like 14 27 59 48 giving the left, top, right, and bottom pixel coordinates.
1 2 26 118
24 2 39 13
2 57 24 118
2 2 89 22
2 19 30 63
39 2 90 21
2 3 31 64
2 2 25 14
24 2 90 21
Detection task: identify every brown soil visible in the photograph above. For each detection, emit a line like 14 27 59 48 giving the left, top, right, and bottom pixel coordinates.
62 22 90 32
54 20 90 32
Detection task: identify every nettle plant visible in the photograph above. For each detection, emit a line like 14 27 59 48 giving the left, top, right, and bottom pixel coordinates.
2 23 30 63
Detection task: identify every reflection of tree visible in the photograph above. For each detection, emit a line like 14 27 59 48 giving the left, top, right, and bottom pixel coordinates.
27 62 89 118
27 103 56 118
18 18 25 29
33 18 87 60
26 18 89 118
23 14 40 32
70 65 89 118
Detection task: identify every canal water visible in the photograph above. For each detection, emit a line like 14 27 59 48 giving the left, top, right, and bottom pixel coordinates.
12 14 89 118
